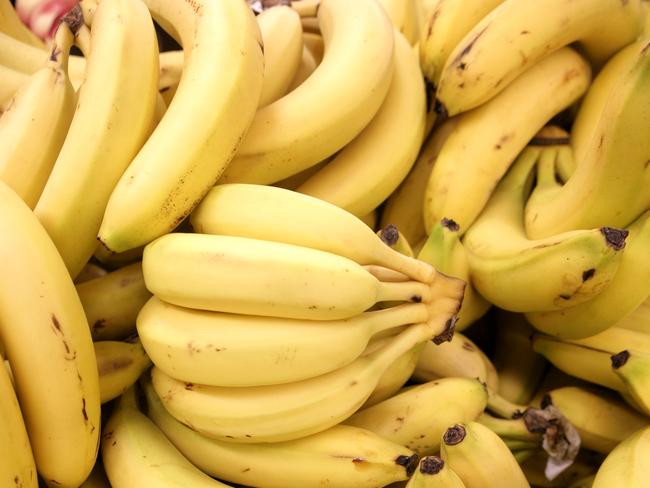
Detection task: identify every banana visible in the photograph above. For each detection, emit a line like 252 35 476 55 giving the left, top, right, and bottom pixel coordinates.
493 311 546 405
525 40 650 239
419 0 505 85
441 422 529 487
406 456 466 487
256 5 303 107
0 0 43 47
79 461 110 488
417 218 491 330
592 425 650 487
345 378 488 456
143 378 419 488
150 322 449 443
0 63 28 110
545 386 648 453
0 351 37 488
287 43 319 91
477 413 541 444
190 184 437 283
412 331 499 391
77 262 151 341
217 0 395 186
463 144 626 313
378 224 415 258
34 0 158 278
0 181 99 487
618 296 650 333
377 0 420 45
102 387 231 487
436 0 641 115
611 350 650 416
296 30 426 218
301 16 319 34
424 48 591 234
93 244 144 271
97 0 264 253
302 31 324 63
380 117 458 245
291 0 320 18
0 19 75 209
138 295 433 387
75 263 107 284
96 338 151 404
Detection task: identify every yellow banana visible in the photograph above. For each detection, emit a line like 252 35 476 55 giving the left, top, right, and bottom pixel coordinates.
424 47 591 233
190 184 437 283
217 0 395 185
377 0 420 45
297 30 426 218
96 339 151 404
617 296 650 333
0 181 99 487
97 0 264 253
75 263 107 284
611 350 650 416
406 456 466 487
0 63 28 110
302 31 324 63
143 378 419 488
287 43 319 91
0 20 75 209
0 0 43 47
157 50 183 90
437 0 641 115
592 425 650 487
378 224 415 258
345 378 488 456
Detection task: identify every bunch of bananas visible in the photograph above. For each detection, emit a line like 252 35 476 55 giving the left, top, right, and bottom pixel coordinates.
2 0 650 485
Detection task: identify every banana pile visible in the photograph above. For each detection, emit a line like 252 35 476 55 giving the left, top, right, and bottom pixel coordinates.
2 0 650 485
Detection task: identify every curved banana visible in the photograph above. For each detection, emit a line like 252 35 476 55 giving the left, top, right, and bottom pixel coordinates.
0 63 28 109
97 0 264 253
526 211 650 338
150 322 444 443
0 0 43 47
377 224 416 259
217 0 394 185
525 40 650 238
545 386 648 454
0 20 75 209
0 181 99 487
618 296 650 333
138 295 431 387
419 0 504 85
102 387 231 487
77 262 151 341
377 0 420 45
75 263 107 284
380 117 458 245
34 0 158 278
477 413 541 444
423 47 591 234
257 5 303 107
417 218 491 329
406 456 466 487
297 30 426 217
346 378 487 456
611 350 650 416
436 0 641 115
302 31 324 63
287 43 319 91
96 339 151 404
440 422 529 487
143 378 418 488
0 352 37 488
463 144 626 313
190 184 437 283
93 243 144 270
592 425 650 487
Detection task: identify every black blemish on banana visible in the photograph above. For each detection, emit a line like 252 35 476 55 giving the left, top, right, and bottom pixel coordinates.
452 25 489 68
611 350 630 369
441 218 459 232
582 268 596 281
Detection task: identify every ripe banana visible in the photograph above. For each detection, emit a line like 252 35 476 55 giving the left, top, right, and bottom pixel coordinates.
477 412 541 444
423 47 591 233
377 0 420 45
0 181 99 487
287 43 318 90
463 144 626 312
93 244 143 271
378 224 416 259
417 218 491 329
256 5 303 107
611 350 650 416
143 378 418 488
217 0 395 185
545 386 648 453
150 322 445 443
618 296 650 333
437 0 641 115
297 29 426 218
0 351 37 488
79 462 110 488
77 262 151 341
406 456 466 487
190 183 437 284
380 117 458 245
525 40 650 238
75 263 107 284
0 20 75 209
157 50 183 90
592 425 650 488
345 378 488 456
419 0 504 85
441 422 529 487
96 338 151 404
0 63 28 110
0 0 43 47
527 208 650 339
102 387 231 487
97 0 264 252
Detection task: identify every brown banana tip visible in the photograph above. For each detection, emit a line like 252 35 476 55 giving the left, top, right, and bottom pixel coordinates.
395 454 420 477
540 394 553 409
380 224 399 246
523 408 551 434
441 218 460 232
62 4 85 34
420 456 445 475
611 350 630 369
600 227 628 250
443 424 466 445
433 316 457 345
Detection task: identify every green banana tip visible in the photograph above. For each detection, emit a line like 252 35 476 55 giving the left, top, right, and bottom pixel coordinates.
611 350 630 369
